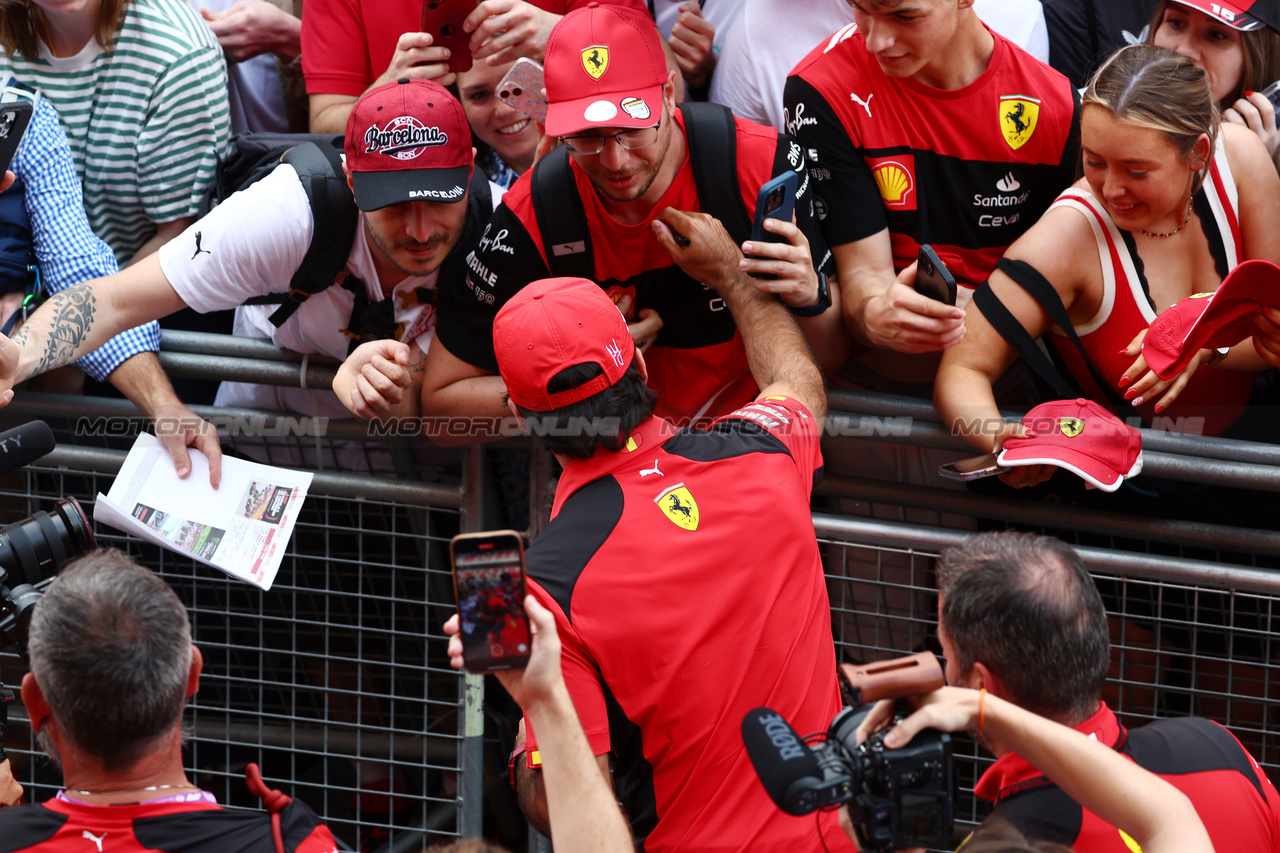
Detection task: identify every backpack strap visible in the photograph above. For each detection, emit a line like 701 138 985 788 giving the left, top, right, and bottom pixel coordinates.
974 257 1128 408
530 145 593 279
678 101 752 244
261 141 360 329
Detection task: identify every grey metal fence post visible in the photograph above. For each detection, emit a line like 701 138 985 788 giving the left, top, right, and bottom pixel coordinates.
458 447 487 838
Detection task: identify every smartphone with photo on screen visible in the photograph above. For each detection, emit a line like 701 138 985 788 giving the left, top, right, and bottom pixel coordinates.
450 529 531 674
496 58 548 123
421 0 478 74
747 170 800 279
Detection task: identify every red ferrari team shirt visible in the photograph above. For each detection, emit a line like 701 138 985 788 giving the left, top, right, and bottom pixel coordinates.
519 397 851 852
784 24 1080 290
302 0 647 97
437 110 828 425
978 703 1280 851
0 797 338 852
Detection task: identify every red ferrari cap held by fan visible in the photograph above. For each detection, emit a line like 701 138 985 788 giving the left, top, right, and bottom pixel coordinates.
494 277 635 412
1142 259 1280 380
345 78 472 211
997 399 1143 492
1168 0 1279 31
544 2 667 137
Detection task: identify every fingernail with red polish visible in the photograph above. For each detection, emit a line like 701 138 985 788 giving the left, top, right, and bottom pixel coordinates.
1247 90 1256 96
1154 403 1165 413
1118 375 1130 387
1124 387 1137 399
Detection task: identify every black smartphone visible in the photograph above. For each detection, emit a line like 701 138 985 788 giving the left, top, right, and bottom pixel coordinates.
938 453 1005 481
421 0 478 74
915 244 957 306
450 529 531 674
748 171 799 279
0 100 32 179
1261 80 1280 110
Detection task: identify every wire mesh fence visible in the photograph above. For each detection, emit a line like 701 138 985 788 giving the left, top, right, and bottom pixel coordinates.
816 512 1280 834
0 447 474 853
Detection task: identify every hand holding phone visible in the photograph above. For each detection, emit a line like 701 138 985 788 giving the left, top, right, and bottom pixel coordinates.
421 0 478 73
450 529 531 673
914 244 957 306
497 58 548 123
747 171 799 280
0 100 32 181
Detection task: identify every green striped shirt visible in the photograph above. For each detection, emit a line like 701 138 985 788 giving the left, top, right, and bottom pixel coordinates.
0 0 231 263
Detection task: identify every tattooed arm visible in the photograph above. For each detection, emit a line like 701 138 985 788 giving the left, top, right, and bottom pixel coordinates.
0 254 189 404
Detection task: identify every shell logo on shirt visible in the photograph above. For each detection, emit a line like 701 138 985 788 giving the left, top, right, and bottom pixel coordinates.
582 45 609 79
1000 95 1041 150
867 155 917 211
1059 417 1085 438
655 483 699 531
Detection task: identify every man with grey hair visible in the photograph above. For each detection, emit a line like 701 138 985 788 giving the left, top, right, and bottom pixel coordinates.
0 549 337 852
937 531 1280 851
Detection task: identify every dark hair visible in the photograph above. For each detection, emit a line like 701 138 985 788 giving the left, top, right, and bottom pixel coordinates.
27 548 192 771
514 361 657 459
937 532 1110 723
960 820 1075 853
0 0 129 59
1147 0 1280 105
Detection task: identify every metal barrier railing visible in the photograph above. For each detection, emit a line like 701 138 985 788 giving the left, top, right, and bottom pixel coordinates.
816 512 1280 829
0 333 1276 847
0 439 485 853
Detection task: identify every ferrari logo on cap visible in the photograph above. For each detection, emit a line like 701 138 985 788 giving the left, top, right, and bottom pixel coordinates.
655 483 699 531
1000 95 1040 150
1059 417 1085 438
582 45 609 79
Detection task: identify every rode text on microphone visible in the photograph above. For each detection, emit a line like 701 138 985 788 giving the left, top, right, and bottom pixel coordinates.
741 651 956 852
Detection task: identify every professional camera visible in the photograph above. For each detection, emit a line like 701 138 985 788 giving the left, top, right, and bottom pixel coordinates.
742 651 955 852
0 496 95 656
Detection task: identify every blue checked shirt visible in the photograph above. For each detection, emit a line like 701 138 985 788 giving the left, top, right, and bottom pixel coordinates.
8 91 159 381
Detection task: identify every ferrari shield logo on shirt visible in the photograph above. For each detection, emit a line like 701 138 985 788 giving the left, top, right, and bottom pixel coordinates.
655 483 699 531
582 45 609 79
866 155 917 211
1000 95 1040 150
1059 417 1085 438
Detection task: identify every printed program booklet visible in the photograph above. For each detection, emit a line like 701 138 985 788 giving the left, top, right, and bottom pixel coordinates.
94 433 313 590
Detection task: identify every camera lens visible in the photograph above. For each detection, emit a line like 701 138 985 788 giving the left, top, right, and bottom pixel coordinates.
0 496 96 588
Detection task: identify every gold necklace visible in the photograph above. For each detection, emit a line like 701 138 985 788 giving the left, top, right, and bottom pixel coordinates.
1140 197 1194 238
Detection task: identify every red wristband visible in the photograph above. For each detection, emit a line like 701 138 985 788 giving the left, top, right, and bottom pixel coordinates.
508 744 527 790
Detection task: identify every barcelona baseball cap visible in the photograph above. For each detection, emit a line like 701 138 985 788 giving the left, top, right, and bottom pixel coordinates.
997 399 1143 492
344 79 472 211
493 277 635 412
543 2 667 137
1141 259 1280 380
1168 0 1279 31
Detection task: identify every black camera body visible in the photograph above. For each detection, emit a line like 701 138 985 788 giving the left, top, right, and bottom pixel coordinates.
743 651 956 852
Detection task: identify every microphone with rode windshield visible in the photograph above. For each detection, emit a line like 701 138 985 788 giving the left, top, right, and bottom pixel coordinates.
741 706 852 815
0 420 54 477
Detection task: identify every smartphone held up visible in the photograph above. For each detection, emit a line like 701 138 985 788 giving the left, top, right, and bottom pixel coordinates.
421 0 478 73
450 530 531 674
497 58 548 123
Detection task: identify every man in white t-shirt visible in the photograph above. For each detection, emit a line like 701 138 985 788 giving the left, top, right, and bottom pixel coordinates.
709 0 1048 130
0 79 498 433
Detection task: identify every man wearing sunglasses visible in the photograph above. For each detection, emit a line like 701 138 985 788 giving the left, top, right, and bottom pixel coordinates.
424 2 844 439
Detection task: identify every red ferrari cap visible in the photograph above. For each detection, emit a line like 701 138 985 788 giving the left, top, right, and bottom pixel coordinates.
997 399 1143 492
1142 259 1280 379
345 79 472 211
1168 0 1278 31
543 2 667 137
494 277 635 412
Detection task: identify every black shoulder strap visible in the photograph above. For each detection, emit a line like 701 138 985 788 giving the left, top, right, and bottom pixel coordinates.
264 142 360 328
437 166 495 300
530 145 593 279
678 101 752 244
976 257 1127 408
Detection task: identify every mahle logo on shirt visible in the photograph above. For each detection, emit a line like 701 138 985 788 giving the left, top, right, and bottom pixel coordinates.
364 116 448 160
655 483 699 531
1000 95 1040 150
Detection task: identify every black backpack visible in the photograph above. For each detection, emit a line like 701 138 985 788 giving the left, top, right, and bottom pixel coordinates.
529 102 753 278
203 133 491 350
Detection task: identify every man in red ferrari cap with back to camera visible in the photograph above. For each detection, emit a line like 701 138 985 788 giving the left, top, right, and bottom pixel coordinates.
493 211 851 850
0 79 496 427
423 1 847 442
